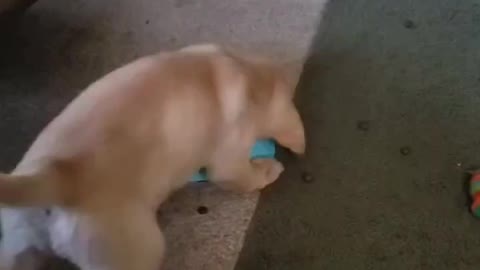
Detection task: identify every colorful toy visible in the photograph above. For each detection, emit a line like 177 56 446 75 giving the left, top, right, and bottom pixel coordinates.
191 139 276 182
470 172 480 218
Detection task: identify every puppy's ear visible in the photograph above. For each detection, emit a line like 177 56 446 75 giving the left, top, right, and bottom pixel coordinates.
273 103 305 155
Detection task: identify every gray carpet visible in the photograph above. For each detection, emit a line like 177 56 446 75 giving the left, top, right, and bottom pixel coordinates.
236 1 480 269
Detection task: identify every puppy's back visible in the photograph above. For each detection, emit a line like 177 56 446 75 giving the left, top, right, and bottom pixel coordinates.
2 45 253 209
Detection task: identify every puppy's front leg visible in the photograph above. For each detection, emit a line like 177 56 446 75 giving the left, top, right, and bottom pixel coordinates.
210 146 284 193
68 206 165 270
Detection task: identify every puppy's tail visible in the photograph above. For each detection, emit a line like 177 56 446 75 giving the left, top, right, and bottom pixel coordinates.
0 171 71 207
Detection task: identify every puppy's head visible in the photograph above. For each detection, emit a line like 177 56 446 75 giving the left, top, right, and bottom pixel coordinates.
268 75 305 156
238 54 305 155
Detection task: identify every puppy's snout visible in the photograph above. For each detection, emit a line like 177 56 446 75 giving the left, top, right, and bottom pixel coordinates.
291 140 306 155
287 130 306 155
274 128 305 156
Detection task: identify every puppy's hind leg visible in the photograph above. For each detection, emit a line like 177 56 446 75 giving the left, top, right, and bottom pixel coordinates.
0 209 51 270
0 247 48 270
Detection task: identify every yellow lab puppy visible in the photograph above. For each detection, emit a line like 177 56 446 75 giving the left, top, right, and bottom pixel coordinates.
0 44 305 270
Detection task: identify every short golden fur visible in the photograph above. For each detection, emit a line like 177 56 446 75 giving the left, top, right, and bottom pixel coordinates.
0 44 305 270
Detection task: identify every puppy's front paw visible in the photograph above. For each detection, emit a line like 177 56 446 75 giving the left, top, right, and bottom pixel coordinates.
251 159 284 188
